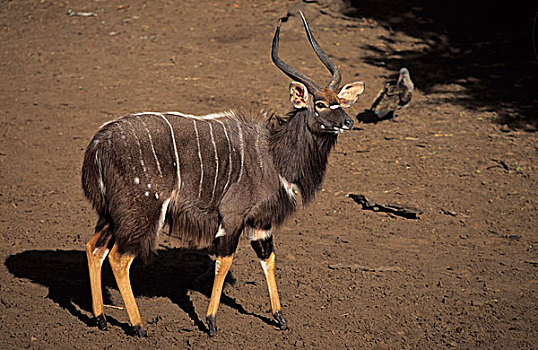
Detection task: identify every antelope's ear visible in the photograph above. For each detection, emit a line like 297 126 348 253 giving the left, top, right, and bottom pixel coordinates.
290 81 309 109
338 81 364 108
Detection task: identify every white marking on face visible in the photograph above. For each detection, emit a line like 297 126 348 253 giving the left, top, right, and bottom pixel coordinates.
235 120 244 183
157 114 181 192
193 120 204 198
329 104 341 110
136 116 163 178
248 227 272 241
134 177 140 185
208 122 219 203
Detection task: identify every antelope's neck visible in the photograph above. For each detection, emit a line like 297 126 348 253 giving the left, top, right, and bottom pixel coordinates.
268 111 337 204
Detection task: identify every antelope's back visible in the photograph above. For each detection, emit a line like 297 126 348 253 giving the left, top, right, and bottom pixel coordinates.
82 112 282 251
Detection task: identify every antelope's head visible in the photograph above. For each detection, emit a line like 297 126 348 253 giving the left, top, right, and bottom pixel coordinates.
271 12 364 135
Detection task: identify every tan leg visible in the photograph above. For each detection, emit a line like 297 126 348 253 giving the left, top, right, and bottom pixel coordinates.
261 252 287 330
86 230 110 330
205 255 234 336
108 244 146 337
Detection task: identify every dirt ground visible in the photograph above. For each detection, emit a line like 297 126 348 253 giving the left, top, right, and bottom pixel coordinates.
1 1 537 349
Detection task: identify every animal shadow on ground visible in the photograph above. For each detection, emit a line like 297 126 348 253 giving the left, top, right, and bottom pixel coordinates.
5 248 278 335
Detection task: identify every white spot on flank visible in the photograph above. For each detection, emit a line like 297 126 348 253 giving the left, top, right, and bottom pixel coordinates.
155 192 159 199
144 191 149 197
134 177 140 185
147 183 152 189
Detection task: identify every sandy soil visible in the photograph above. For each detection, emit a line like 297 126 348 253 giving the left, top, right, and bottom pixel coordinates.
1 1 537 349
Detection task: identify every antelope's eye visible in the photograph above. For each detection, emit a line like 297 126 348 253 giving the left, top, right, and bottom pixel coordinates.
315 102 328 110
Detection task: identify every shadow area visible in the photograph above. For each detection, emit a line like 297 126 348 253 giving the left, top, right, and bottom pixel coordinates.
356 109 395 124
340 0 538 130
5 248 278 335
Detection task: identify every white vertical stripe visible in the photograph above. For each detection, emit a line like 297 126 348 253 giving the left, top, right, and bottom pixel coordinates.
235 119 244 183
115 122 136 176
215 120 233 195
157 114 181 192
208 122 219 203
157 197 171 231
95 150 105 195
136 116 163 178
255 127 264 177
125 120 148 180
193 120 204 198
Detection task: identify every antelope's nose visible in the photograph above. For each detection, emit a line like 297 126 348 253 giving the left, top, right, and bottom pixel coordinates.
343 116 354 130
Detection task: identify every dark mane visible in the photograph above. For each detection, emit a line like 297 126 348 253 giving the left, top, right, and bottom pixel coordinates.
267 108 337 205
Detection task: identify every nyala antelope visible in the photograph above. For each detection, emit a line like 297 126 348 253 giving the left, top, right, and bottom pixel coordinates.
82 13 364 337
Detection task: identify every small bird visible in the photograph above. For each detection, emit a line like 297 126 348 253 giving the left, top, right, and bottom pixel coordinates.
369 68 414 122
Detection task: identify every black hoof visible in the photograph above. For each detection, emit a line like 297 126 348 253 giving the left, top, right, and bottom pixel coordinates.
95 315 108 330
273 311 288 330
133 324 147 338
206 315 217 337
